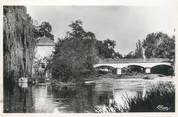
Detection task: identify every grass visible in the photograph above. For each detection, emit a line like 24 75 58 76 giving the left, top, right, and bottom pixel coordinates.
126 82 175 112
94 82 175 112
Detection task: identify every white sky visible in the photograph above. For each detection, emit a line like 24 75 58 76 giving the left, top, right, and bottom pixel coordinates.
27 6 176 55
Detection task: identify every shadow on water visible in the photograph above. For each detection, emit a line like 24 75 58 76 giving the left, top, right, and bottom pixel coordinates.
4 79 34 113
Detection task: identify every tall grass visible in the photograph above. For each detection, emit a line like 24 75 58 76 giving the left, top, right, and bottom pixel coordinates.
126 82 175 112
94 82 175 112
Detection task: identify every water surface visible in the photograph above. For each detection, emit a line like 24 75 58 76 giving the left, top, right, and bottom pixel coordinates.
4 77 174 113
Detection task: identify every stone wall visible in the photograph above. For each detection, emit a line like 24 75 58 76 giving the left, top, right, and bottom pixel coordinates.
3 6 36 82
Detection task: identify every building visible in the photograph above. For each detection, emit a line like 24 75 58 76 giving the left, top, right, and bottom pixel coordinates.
32 36 55 78
35 36 55 59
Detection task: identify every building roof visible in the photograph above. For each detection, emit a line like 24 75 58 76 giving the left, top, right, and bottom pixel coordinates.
37 36 55 46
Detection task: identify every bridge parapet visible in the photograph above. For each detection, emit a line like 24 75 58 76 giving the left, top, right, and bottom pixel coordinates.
98 58 170 64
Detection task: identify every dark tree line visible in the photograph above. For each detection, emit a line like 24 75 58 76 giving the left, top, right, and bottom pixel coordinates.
124 32 175 61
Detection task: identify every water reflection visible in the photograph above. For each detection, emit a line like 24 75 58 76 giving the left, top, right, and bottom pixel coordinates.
4 82 34 113
4 79 173 113
32 85 55 113
18 82 28 88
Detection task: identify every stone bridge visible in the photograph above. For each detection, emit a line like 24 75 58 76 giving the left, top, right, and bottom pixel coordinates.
94 58 173 74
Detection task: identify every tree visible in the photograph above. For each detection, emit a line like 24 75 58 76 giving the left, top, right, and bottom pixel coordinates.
124 51 136 58
51 20 98 82
135 40 143 58
142 32 175 60
40 22 52 33
33 21 54 39
95 39 117 59
154 36 175 60
114 52 123 58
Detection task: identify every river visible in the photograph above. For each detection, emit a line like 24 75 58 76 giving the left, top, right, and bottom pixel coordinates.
4 77 174 113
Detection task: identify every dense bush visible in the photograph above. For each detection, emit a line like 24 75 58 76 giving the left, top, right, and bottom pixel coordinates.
51 20 98 82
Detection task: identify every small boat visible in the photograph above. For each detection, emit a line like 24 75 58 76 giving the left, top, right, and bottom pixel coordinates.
18 77 28 83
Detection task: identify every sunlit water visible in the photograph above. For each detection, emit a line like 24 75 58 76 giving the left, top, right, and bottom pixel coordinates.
4 77 174 113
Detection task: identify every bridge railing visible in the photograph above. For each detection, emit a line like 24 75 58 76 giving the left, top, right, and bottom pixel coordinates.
98 58 170 64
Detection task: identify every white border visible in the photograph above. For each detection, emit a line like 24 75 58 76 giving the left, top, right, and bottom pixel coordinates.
0 0 178 117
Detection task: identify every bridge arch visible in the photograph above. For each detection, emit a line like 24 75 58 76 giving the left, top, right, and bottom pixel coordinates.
151 64 174 76
93 64 117 69
122 65 145 74
94 65 117 74
151 64 172 68
94 65 116 69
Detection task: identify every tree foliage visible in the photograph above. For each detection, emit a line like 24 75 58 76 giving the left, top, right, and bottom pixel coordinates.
124 51 136 58
124 32 175 60
96 39 115 58
135 40 143 58
33 21 54 39
50 20 123 82
51 20 98 82
143 32 175 60
124 40 143 59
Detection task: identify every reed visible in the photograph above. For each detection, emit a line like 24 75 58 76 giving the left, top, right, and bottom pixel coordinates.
126 82 175 112
94 82 175 112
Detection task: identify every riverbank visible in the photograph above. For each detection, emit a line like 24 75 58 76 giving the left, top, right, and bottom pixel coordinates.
51 79 84 87
94 82 175 112
96 72 174 79
50 73 174 86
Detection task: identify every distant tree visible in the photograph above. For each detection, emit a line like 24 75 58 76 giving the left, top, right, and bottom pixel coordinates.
103 39 116 58
124 51 136 58
154 36 175 60
143 32 175 60
40 22 52 33
135 40 143 58
68 20 85 39
124 32 175 62
33 21 54 39
114 52 123 58
95 39 117 59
